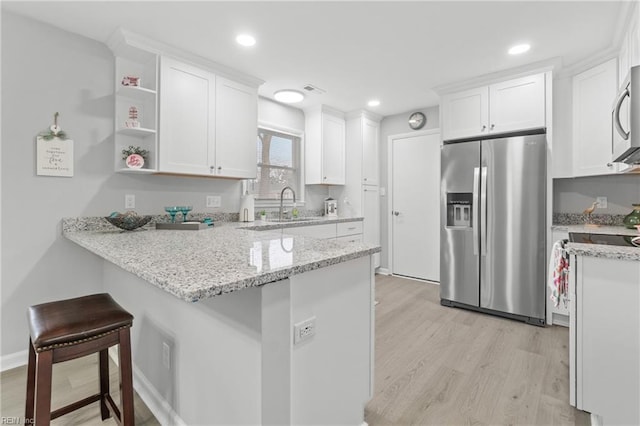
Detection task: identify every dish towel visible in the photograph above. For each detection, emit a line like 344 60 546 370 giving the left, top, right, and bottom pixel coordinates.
548 240 570 307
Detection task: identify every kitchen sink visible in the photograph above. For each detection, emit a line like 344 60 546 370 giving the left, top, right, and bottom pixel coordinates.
269 217 318 223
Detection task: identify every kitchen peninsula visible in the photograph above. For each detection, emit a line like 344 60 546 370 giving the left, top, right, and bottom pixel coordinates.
63 218 380 425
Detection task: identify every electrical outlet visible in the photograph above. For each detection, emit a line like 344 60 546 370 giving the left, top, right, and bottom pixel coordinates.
293 317 316 344
596 196 608 209
125 194 135 209
162 342 171 369
206 195 221 208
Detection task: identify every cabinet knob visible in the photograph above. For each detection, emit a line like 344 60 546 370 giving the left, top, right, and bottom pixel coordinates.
606 163 613 167
481 125 486 131
210 166 214 173
218 166 222 171
324 176 327 180
490 124 495 130
364 178 367 181
393 211 400 216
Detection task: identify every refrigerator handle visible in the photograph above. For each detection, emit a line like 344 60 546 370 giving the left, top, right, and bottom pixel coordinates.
472 167 480 256
480 166 488 256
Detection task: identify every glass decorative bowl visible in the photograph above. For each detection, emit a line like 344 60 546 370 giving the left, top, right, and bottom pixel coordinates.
104 213 152 231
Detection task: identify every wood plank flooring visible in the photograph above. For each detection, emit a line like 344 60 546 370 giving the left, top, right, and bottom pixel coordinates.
365 274 591 426
1 274 589 425
0 353 159 425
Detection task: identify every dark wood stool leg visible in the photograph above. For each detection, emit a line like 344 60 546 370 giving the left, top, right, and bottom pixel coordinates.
99 349 110 420
24 339 36 425
34 350 53 426
118 328 134 426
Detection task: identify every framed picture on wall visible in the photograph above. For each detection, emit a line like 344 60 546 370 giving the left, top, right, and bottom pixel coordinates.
36 136 74 177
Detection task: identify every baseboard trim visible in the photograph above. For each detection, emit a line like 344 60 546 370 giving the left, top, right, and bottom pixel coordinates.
376 268 391 275
133 367 186 426
1 350 28 372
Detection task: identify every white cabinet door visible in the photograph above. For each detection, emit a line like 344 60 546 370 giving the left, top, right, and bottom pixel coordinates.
441 86 489 141
159 57 215 175
361 118 379 185
575 256 640 425
619 32 630 87
489 74 545 134
215 76 257 179
572 59 618 176
362 186 380 268
631 14 640 68
321 113 346 185
285 223 337 239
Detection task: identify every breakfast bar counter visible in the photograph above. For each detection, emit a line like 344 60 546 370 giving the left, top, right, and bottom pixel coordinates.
62 217 379 426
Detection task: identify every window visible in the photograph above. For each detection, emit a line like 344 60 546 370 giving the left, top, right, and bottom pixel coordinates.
250 127 301 200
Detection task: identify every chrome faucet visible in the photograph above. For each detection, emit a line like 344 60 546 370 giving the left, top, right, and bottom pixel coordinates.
279 186 296 221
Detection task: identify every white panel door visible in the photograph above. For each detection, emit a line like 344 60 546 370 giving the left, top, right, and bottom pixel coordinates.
442 86 488 141
215 76 258 178
159 57 215 175
489 74 545 134
391 132 440 281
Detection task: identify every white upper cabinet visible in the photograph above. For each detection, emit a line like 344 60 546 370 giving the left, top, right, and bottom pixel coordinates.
572 58 618 177
441 73 546 141
618 3 639 88
489 74 546 134
159 57 216 175
361 117 380 185
159 57 259 178
215 77 258 179
305 106 346 185
441 86 489 140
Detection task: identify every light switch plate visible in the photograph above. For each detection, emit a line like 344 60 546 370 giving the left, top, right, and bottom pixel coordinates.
125 194 135 209
596 196 608 209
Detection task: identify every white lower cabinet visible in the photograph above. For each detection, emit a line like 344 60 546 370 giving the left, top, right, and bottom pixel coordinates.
362 186 380 268
285 220 364 241
571 255 640 425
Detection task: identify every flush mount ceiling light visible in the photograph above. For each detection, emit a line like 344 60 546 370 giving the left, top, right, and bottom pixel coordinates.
274 90 304 104
508 43 531 55
367 99 381 107
236 34 256 47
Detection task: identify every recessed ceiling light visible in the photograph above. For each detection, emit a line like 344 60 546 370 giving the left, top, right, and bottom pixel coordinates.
236 34 256 47
367 99 381 107
508 44 530 55
274 90 304 104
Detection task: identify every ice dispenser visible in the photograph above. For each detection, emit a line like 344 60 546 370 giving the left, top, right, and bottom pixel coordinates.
446 193 472 227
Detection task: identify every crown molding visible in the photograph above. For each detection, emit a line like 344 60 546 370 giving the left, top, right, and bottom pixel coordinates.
107 28 264 88
345 109 383 122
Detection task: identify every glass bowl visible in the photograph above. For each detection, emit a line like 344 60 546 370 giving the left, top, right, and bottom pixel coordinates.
104 213 152 231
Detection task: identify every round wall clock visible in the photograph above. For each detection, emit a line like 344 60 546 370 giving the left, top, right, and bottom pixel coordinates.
408 112 426 130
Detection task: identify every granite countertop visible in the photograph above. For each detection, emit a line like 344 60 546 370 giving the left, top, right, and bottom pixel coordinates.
63 219 379 302
551 223 640 262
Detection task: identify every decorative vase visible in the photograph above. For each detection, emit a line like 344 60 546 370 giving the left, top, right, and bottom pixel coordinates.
126 154 144 169
623 204 640 229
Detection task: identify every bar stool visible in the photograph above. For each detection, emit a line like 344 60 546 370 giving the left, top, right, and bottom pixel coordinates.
24 293 134 426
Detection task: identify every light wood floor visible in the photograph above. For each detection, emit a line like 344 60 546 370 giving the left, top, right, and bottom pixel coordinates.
0 353 159 425
1 275 589 425
365 274 590 426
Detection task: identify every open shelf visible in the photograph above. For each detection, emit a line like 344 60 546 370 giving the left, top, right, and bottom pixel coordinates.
117 127 157 137
117 85 157 100
116 167 158 174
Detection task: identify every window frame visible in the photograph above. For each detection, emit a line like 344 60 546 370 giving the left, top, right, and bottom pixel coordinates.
249 121 305 207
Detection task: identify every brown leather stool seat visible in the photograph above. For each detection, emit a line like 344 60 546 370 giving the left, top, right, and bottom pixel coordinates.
25 293 134 426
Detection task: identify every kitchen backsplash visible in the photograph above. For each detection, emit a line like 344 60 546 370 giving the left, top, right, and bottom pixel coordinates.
553 212 626 226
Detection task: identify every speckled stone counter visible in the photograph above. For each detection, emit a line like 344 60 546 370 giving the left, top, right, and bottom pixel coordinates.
63 220 379 302
551 224 640 261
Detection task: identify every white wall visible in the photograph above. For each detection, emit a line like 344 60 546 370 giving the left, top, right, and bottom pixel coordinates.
0 12 315 359
378 106 440 270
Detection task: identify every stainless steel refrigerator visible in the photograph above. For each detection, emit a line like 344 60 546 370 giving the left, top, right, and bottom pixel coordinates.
440 131 546 326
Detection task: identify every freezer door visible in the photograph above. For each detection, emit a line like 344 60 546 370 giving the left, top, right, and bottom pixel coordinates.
480 134 546 319
440 141 480 306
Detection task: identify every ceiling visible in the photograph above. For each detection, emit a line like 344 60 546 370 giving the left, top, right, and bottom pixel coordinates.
2 1 626 117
